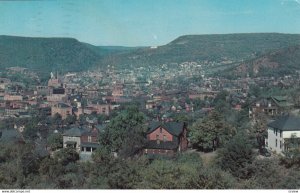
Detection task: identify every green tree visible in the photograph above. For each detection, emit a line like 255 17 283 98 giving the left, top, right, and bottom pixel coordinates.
278 168 300 189
54 147 79 166
247 159 286 189
213 90 230 113
99 105 146 157
252 113 268 149
217 132 255 179
195 167 236 189
63 115 76 125
107 157 148 189
23 120 39 141
137 153 203 189
47 133 63 151
189 111 236 151
52 113 62 128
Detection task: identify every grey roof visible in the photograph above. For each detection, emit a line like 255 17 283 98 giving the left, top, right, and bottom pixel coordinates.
268 115 300 131
81 142 100 148
63 127 88 137
147 121 185 136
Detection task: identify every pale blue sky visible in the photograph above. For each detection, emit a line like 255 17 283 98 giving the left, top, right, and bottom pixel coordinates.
0 0 300 46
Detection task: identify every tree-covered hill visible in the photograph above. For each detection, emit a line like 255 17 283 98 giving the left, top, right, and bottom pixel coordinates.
98 33 300 69
220 44 300 78
1 33 300 75
0 35 103 74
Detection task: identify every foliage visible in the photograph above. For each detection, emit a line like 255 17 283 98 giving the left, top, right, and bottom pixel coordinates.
107 158 148 189
51 113 62 128
217 132 255 179
99 105 146 157
213 91 230 113
23 119 39 141
47 133 63 151
0 36 103 75
278 133 300 168
246 159 286 189
189 111 236 151
53 148 79 166
278 168 300 189
100 33 300 71
137 158 200 188
64 115 77 125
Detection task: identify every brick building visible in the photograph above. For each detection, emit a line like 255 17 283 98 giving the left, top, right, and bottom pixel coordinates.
51 103 72 120
143 121 188 157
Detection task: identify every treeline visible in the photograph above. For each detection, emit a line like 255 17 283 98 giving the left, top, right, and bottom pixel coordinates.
1 101 300 188
1 133 300 189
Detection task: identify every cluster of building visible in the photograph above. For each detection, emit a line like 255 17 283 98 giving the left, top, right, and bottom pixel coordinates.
1 63 300 159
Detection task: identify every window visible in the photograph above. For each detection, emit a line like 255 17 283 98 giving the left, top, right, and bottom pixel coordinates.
156 134 159 140
280 131 282 138
276 139 277 147
280 141 282 149
276 129 278 136
273 128 275 134
88 136 92 142
163 135 167 142
160 128 162 133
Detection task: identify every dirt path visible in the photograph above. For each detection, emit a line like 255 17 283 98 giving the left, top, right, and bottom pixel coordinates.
186 149 217 166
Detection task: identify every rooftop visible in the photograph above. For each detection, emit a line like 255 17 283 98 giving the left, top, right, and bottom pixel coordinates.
63 127 88 137
147 121 185 136
268 115 300 131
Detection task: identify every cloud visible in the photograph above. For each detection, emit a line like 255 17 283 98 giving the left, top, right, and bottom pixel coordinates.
281 0 300 5
294 0 300 4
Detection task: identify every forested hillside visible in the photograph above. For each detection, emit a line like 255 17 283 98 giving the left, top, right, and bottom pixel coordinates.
1 33 300 75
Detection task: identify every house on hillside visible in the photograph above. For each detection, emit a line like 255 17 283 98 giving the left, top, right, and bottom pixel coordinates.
143 121 188 157
63 126 100 160
80 127 100 160
63 126 88 151
249 96 293 119
267 115 300 154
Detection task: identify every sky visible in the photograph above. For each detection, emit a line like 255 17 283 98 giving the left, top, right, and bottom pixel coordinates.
0 0 300 46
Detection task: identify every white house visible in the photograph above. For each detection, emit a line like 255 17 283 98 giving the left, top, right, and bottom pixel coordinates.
267 115 300 154
63 127 88 152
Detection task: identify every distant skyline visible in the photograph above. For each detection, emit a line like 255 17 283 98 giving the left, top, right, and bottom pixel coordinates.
1 0 300 46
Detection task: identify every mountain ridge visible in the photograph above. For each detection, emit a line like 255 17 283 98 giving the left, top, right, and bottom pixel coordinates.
1 33 300 76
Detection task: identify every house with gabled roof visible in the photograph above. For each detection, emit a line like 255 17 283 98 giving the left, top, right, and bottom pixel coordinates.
63 126 100 160
267 115 300 154
143 121 188 157
249 96 293 119
63 126 88 151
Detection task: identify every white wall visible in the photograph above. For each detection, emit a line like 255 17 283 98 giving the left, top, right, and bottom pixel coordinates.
268 128 300 154
63 136 81 151
282 131 300 138
267 127 283 154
